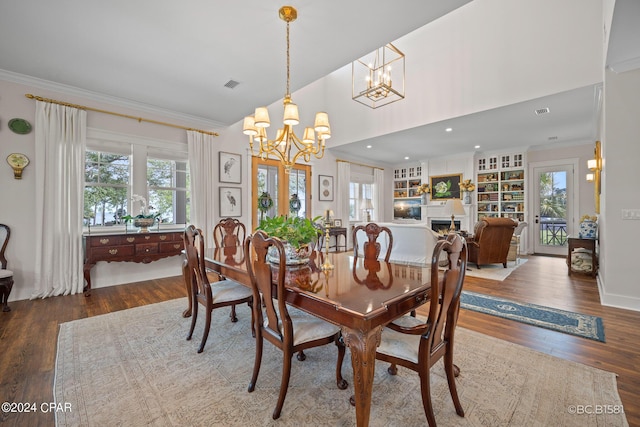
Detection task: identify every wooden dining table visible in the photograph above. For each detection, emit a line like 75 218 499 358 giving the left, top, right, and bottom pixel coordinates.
182 246 433 427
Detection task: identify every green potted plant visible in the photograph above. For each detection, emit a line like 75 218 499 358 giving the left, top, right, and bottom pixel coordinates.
256 215 322 264
122 194 161 233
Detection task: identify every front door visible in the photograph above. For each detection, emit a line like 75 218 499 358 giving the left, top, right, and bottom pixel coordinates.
531 163 575 255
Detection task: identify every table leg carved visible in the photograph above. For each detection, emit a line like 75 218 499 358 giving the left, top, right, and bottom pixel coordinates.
342 325 382 427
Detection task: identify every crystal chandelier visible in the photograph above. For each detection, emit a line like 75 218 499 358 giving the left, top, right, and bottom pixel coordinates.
352 43 405 109
243 6 330 172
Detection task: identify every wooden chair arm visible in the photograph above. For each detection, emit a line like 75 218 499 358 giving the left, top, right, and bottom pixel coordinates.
386 321 429 335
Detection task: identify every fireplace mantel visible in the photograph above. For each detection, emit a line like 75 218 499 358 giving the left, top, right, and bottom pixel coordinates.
422 204 473 233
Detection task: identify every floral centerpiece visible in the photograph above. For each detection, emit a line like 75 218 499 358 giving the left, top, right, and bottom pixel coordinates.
122 194 160 233
459 179 476 204
416 183 430 204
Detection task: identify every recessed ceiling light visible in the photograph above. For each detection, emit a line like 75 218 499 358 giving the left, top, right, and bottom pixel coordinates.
366 145 372 148
404 156 410 160
445 127 453 132
474 145 480 149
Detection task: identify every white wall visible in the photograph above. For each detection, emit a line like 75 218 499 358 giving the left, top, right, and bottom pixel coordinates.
600 67 640 310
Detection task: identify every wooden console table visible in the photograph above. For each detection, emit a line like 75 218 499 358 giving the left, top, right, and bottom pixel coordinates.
567 236 598 278
328 227 347 252
83 231 184 295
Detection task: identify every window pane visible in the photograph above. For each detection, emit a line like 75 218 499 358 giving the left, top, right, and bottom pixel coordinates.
148 158 190 225
84 150 130 227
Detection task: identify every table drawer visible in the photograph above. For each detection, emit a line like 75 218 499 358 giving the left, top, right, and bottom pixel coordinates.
89 236 121 247
160 241 183 253
136 243 159 255
92 245 134 258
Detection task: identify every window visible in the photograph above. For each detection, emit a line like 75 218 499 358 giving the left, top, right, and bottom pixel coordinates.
349 182 373 221
147 158 190 224
84 130 189 230
84 150 130 227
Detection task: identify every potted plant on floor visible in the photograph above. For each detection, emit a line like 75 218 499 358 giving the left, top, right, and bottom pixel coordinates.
256 215 322 264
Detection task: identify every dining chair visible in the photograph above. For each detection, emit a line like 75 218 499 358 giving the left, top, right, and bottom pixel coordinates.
0 224 14 312
183 225 253 353
213 217 246 248
353 222 393 262
375 233 467 426
245 230 348 420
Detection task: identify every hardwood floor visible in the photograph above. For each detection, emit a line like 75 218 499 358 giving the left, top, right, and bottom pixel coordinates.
0 255 638 426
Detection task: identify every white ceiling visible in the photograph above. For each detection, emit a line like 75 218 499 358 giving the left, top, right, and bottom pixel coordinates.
1 0 638 166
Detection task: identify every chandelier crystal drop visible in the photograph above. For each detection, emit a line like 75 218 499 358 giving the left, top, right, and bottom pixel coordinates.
243 6 330 172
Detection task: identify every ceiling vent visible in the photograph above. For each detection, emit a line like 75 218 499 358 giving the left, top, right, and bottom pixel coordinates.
535 107 550 115
224 79 240 89
548 136 558 141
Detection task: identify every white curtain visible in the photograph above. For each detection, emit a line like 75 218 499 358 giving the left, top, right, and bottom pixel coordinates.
336 161 351 246
32 101 86 298
373 168 384 221
187 131 217 245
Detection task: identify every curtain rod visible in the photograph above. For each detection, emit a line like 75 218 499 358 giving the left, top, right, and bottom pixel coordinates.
24 94 219 137
336 159 384 170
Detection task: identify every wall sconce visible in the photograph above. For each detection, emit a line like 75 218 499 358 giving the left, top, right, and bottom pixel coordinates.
587 141 602 213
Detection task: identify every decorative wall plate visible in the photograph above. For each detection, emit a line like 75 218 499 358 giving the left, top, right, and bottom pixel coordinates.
6 153 30 179
8 118 32 134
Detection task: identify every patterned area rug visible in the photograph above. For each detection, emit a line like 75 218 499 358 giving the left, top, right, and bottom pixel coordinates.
54 298 626 426
464 257 528 281
461 291 606 342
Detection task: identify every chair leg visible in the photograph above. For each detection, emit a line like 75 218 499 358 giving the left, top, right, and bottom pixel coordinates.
296 350 306 361
335 336 348 390
419 369 437 427
248 300 256 338
444 351 465 417
248 331 263 393
387 363 398 375
198 308 212 354
229 304 238 322
186 299 198 341
273 351 293 420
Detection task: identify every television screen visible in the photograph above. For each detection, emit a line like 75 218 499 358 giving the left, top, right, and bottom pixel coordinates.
393 198 422 220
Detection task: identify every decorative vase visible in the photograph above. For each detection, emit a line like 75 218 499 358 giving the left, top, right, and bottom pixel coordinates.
578 220 597 239
421 193 428 205
267 242 311 265
133 218 155 233
463 192 472 205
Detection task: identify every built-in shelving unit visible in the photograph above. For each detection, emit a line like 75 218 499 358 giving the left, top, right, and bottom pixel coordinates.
476 153 525 222
393 165 422 220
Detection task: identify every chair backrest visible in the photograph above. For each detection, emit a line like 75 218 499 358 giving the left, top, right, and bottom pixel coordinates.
0 224 10 269
423 233 467 364
353 223 393 262
245 231 291 344
213 218 246 248
183 225 211 298
471 217 516 261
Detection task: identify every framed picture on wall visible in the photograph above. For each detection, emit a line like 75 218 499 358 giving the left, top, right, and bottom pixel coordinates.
318 175 334 201
219 187 242 217
333 219 342 227
219 152 242 183
430 173 462 200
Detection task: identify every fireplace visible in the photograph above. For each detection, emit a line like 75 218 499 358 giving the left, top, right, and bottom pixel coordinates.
431 220 460 234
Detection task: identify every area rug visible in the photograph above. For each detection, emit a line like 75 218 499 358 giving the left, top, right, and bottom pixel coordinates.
54 298 626 427
461 291 606 342
464 258 528 281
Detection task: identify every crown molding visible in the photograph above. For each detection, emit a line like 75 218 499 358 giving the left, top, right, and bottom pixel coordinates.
0 69 226 130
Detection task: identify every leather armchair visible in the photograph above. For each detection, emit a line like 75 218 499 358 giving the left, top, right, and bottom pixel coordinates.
468 217 517 268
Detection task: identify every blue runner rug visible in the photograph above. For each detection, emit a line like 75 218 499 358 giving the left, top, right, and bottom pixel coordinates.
460 291 605 342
